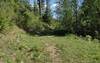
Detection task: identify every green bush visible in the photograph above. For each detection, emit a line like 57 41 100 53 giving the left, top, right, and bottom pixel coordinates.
0 1 16 32
50 21 62 30
21 11 45 34
0 17 14 32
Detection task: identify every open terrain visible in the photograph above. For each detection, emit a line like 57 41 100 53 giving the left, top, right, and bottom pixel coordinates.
0 27 100 63
0 0 100 63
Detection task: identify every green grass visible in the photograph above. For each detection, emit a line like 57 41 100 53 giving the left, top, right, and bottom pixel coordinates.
0 29 100 63
0 27 50 63
42 35 100 63
0 35 53 63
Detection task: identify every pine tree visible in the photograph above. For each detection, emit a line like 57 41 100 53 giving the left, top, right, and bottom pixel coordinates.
42 0 52 23
79 0 100 37
37 0 45 16
37 0 41 16
71 0 80 34
34 0 39 15
56 0 73 32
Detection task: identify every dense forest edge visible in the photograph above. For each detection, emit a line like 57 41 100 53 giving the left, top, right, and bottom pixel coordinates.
0 0 100 38
0 0 100 63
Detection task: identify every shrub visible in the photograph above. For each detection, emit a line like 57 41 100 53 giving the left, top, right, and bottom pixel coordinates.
23 11 45 34
0 19 14 32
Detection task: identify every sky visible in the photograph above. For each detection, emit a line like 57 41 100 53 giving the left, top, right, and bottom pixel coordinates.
78 0 84 6
50 0 84 18
29 0 84 9
50 0 84 8
29 0 56 7
29 0 84 18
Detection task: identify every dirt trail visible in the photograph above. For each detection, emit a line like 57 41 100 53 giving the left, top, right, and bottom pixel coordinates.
45 42 62 63
41 37 62 63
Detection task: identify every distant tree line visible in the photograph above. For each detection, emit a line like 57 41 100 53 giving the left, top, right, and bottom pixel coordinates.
0 0 100 39
55 0 100 38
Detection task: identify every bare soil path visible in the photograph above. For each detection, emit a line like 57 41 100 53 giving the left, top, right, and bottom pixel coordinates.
40 37 62 63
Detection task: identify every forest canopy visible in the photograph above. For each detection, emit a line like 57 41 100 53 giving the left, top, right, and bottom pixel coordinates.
0 0 100 38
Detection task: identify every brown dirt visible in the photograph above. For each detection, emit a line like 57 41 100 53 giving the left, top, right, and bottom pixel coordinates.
41 38 62 63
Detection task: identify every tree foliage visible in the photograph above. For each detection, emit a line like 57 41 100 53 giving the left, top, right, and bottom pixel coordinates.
0 0 100 38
